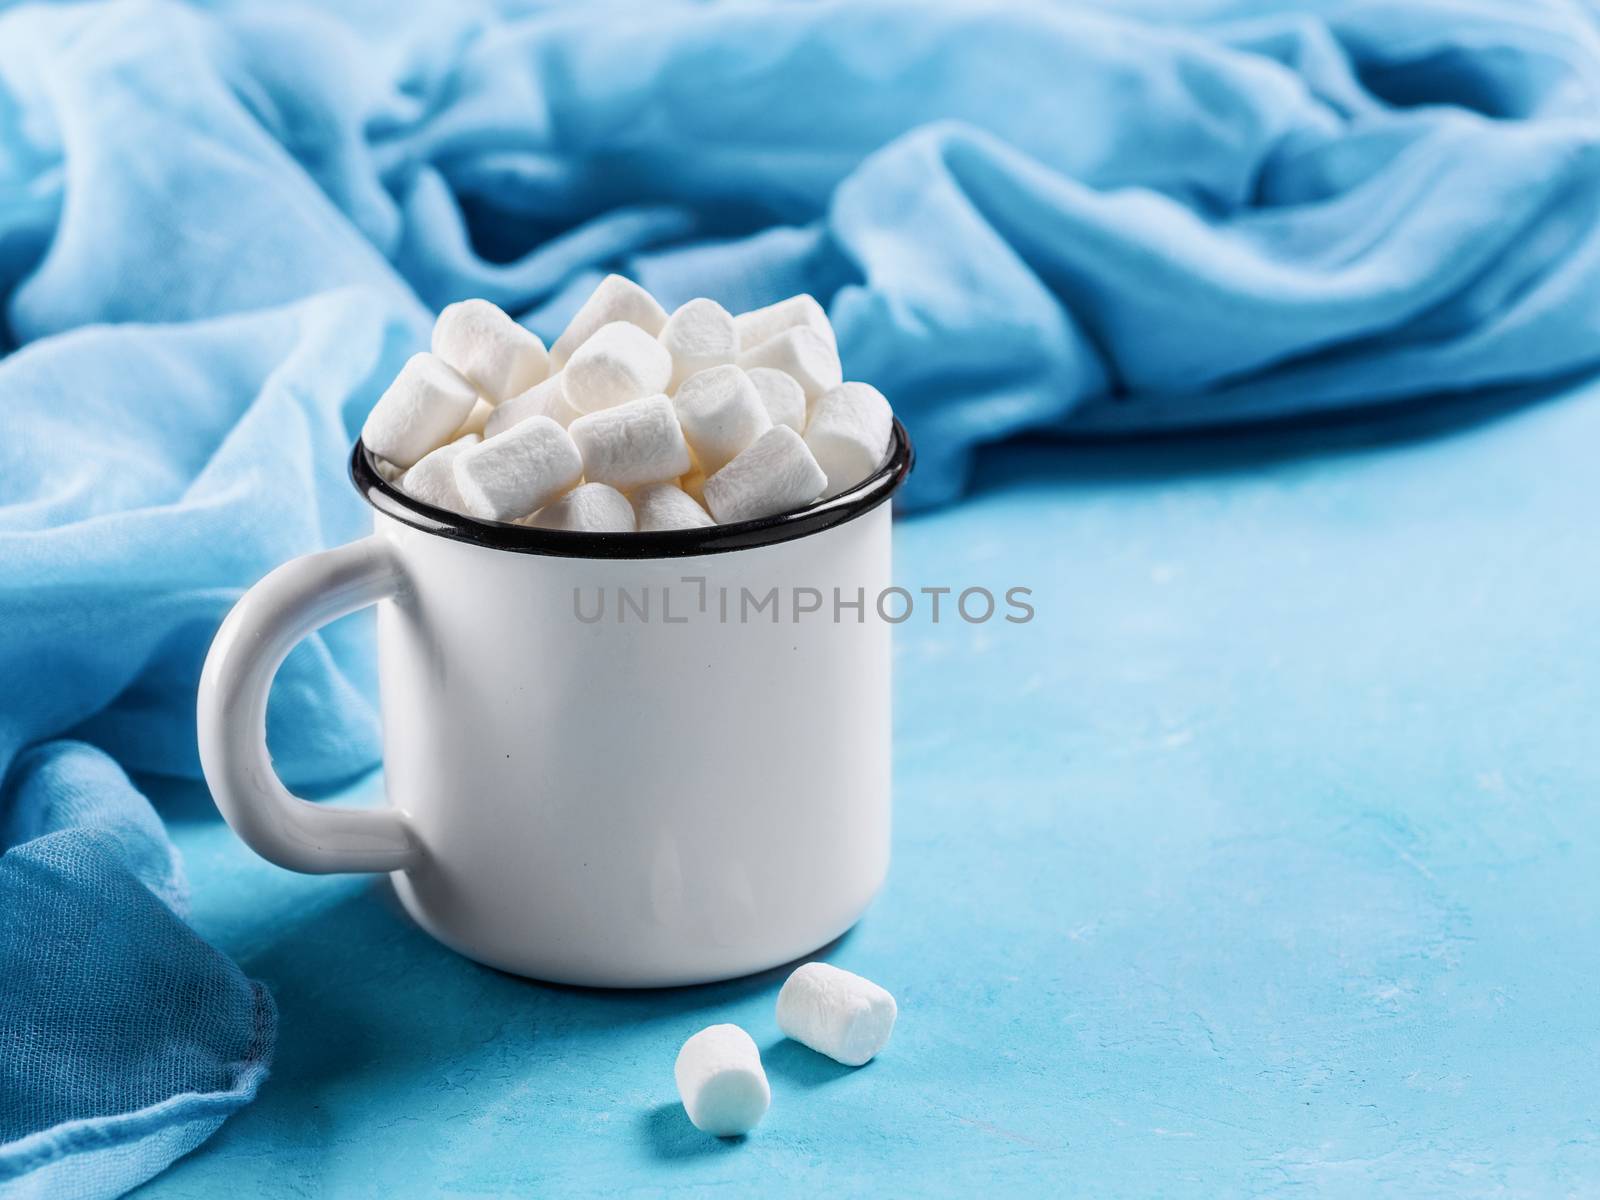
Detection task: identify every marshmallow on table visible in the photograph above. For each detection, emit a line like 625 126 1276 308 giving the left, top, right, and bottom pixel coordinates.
527 482 635 533
674 1024 770 1137
747 367 806 433
550 274 668 369
660 297 737 391
673 365 772 475
452 416 582 522
633 482 714 531
399 435 478 513
702 425 826 524
563 322 672 414
452 397 495 439
568 394 691 491
362 352 479 468
486 373 578 439
738 327 842 403
804 381 895 498
775 962 897 1067
734 293 836 352
432 298 549 402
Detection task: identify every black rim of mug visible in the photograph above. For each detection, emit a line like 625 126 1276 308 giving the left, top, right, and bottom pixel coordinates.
349 419 914 559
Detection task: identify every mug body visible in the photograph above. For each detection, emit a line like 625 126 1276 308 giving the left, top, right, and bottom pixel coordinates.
373 504 893 987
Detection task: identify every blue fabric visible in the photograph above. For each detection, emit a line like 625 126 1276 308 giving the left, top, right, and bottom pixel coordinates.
0 746 274 1200
3 0 1600 1195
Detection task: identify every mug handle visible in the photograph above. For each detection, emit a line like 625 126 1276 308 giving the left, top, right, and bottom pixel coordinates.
198 535 422 874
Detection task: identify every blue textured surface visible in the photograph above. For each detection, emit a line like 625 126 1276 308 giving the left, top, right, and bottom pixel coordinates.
139 382 1600 1197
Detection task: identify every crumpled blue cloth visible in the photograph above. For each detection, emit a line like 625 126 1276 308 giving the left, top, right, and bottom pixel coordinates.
0 746 274 1200
6 0 1600 1194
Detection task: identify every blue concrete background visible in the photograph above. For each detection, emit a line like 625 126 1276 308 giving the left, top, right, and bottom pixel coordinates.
138 381 1600 1196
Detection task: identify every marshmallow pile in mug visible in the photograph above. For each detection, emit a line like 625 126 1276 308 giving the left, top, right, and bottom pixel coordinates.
360 278 895 533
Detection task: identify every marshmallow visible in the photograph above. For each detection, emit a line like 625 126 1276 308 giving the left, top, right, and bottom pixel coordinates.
746 367 806 433
563 321 673 414
432 299 549 402
804 382 895 497
673 365 772 475
738 327 842 402
361 352 479 468
734 293 836 352
527 482 635 533
452 397 495 439
452 416 582 522
399 435 478 514
485 373 578 439
364 286 895 534
679 468 707 505
702 425 826 524
568 394 691 491
775 962 897 1067
660 297 737 391
674 1025 770 1138
633 482 714 531
550 274 668 368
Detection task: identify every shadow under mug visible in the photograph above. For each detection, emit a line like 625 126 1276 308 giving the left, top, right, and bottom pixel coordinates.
198 423 913 987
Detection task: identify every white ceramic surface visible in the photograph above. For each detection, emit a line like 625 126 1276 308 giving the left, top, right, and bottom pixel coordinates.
198 455 899 987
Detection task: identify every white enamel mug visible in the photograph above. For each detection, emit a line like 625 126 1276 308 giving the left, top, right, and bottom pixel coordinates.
198 424 911 987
